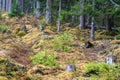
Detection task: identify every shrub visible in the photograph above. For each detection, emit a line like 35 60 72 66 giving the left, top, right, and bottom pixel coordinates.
30 51 59 66
51 32 73 52
84 62 120 80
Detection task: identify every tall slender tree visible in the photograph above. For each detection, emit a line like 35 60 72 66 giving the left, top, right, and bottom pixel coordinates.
36 0 41 18
0 0 2 10
80 0 85 29
57 0 62 32
46 0 52 24
8 0 12 12
20 0 24 12
90 0 95 40
2 0 6 11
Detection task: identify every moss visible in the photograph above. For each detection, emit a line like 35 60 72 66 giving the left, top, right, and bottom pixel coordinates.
13 28 20 34
0 25 10 32
17 31 26 36
98 30 116 36
96 30 116 39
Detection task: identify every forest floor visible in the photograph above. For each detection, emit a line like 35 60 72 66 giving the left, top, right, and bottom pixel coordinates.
0 15 120 80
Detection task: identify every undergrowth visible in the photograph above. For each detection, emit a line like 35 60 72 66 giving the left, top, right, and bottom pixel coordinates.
30 51 59 67
84 62 120 80
51 32 73 52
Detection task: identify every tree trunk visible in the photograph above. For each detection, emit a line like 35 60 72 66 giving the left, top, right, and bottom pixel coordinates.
8 0 12 12
57 0 62 32
6 0 8 11
20 0 24 12
106 14 112 31
46 0 52 24
2 0 6 11
36 0 41 18
0 0 2 10
86 15 91 28
90 18 95 40
90 0 95 40
80 0 85 29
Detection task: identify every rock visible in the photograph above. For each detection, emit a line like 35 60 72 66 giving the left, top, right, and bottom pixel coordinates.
66 64 76 72
105 55 117 64
85 41 93 48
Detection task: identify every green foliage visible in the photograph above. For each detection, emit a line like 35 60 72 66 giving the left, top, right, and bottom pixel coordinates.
84 62 120 80
51 32 73 52
0 25 10 32
30 51 59 66
8 0 24 18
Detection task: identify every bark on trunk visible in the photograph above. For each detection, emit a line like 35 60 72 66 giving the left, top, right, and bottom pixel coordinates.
8 0 12 12
57 0 61 32
2 0 6 11
80 0 85 29
36 0 41 18
106 14 114 31
20 0 24 12
86 15 91 28
90 0 95 40
0 0 2 10
6 0 8 11
46 0 52 24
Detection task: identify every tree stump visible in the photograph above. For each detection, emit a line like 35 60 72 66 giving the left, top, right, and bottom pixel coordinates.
66 64 76 72
105 55 117 64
